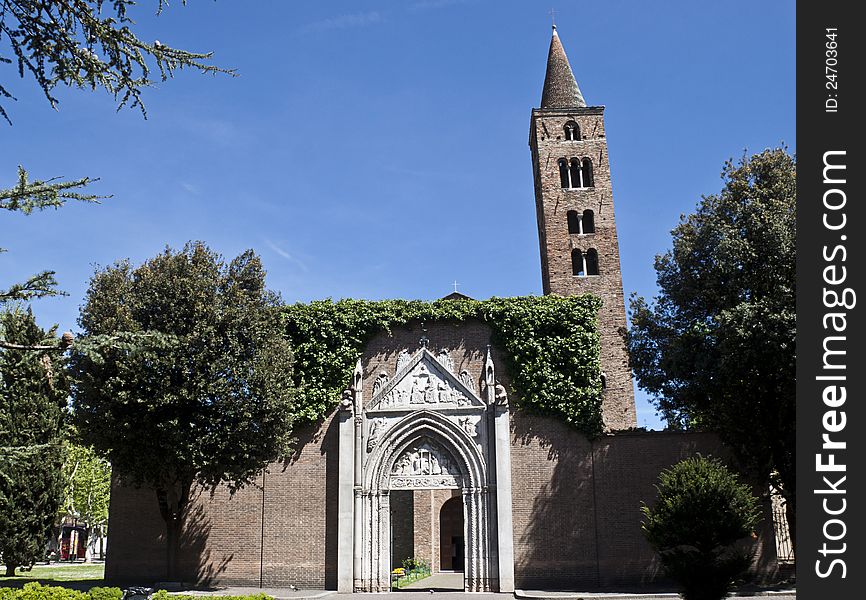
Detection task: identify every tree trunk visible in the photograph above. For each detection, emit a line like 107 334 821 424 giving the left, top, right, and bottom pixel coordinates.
156 478 193 582
5 564 16 577
165 515 182 581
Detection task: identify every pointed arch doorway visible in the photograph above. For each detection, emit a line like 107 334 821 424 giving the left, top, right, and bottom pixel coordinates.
335 347 516 593
364 416 489 592
389 474 465 591
439 495 465 573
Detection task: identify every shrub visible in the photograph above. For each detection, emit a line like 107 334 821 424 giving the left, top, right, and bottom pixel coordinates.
641 456 761 600
86 589 122 600
400 557 430 574
0 584 120 600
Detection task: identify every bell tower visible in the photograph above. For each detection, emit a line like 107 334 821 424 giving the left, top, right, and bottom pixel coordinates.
529 25 636 430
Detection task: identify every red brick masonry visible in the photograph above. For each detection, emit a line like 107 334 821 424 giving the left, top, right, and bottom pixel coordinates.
106 413 779 589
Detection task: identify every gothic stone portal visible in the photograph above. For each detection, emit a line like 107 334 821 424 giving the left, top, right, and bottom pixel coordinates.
336 346 515 593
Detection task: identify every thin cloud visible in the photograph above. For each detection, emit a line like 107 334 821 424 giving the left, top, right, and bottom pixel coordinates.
264 238 309 272
301 11 384 34
181 117 241 147
410 0 470 10
180 182 200 195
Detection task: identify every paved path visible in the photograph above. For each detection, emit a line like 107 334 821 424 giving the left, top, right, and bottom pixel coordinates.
399 572 464 591
180 584 796 600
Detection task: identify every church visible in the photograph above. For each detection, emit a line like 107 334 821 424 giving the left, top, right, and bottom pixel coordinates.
105 27 782 592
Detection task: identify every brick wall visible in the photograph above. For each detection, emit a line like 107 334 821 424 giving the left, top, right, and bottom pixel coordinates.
391 488 460 574
105 326 778 590
104 478 169 584
105 416 337 588
260 416 339 588
510 410 779 589
390 490 414 569
511 411 598 588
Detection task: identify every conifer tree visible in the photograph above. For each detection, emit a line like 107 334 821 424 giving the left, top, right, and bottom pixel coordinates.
0 308 67 576
2 1 229 349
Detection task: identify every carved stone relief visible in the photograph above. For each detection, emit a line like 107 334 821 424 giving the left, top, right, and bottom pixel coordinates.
376 361 472 409
396 350 411 372
390 476 461 489
436 349 454 373
340 389 354 411
366 419 385 452
460 370 476 394
458 416 478 437
495 383 508 406
389 439 462 489
372 372 389 396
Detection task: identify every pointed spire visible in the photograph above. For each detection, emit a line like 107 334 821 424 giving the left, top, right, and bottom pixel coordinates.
540 25 586 109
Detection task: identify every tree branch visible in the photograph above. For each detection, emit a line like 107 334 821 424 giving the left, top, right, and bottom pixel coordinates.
1 1 234 122
1 166 104 211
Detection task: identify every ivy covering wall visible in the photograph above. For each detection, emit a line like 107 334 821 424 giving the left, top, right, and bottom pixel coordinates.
281 294 604 436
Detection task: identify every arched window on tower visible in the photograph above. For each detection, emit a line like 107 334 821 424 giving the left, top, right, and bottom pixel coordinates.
558 159 569 188
571 249 585 277
567 210 581 234
582 158 594 187
586 249 599 275
564 121 580 141
582 209 595 234
569 158 583 188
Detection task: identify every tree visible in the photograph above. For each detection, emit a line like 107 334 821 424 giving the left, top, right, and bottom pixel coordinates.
1 167 101 346
628 148 795 542
69 242 295 580
60 443 111 560
2 1 230 348
641 456 762 600
0 307 67 576
1 0 229 123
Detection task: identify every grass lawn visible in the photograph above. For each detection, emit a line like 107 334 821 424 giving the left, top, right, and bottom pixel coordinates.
0 563 105 589
393 569 431 589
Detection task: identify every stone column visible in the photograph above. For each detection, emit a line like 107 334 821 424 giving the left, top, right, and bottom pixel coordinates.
377 491 392 592
351 360 364 592
462 487 475 592
352 414 363 591
493 402 515 592
337 402 355 593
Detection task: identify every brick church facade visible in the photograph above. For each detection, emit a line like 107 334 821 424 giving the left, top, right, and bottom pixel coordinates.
105 27 783 591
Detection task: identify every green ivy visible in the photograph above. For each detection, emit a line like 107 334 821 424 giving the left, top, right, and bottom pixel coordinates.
281 294 604 436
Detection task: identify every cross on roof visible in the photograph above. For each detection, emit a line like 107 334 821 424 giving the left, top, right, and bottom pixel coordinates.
549 7 557 28
452 280 460 293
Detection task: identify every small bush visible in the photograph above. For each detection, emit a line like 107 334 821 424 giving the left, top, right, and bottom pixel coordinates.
400 557 429 573
0 584 123 600
86 589 122 600
641 456 761 600
392 557 431 588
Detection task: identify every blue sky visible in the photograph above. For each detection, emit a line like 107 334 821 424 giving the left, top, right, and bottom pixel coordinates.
1 0 795 429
